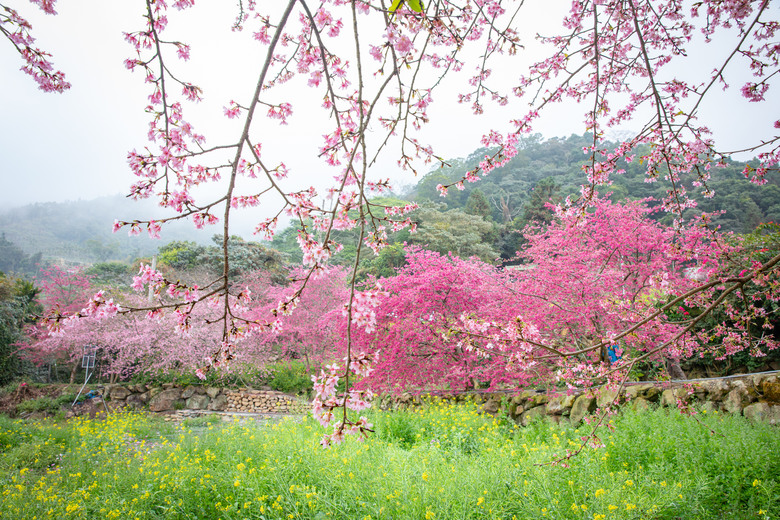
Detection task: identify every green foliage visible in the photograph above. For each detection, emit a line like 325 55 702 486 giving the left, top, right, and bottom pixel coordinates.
158 235 288 282
0 233 42 277
375 410 418 448
15 396 57 414
129 364 271 388
393 0 423 13
85 261 134 288
0 303 24 386
15 393 79 415
358 242 408 279
266 360 313 395
409 135 780 235
0 274 40 386
157 240 206 270
518 177 561 227
405 204 499 261
0 418 69 472
464 189 492 220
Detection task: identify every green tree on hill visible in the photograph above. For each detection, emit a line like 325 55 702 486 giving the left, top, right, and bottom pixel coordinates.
464 189 492 220
0 274 40 385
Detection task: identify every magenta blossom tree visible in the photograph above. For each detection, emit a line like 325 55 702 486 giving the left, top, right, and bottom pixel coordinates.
342 198 775 394
509 197 730 384
341 247 536 393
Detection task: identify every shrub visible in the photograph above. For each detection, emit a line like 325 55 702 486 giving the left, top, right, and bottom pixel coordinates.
266 360 312 395
16 397 57 414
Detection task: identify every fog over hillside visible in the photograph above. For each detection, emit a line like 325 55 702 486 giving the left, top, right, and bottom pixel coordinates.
0 195 265 265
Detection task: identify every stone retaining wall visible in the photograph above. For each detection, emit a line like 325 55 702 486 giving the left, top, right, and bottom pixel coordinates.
385 371 780 426
98 372 780 425
100 383 308 414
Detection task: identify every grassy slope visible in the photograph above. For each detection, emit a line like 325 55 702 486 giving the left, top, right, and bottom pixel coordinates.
0 402 777 519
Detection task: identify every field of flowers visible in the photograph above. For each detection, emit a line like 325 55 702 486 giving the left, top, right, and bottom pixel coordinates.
0 401 778 519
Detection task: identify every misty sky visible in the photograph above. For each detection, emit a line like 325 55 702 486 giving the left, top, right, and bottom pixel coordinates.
1 0 778 221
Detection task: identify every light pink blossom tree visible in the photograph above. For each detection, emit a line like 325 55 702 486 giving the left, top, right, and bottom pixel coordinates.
246 265 350 370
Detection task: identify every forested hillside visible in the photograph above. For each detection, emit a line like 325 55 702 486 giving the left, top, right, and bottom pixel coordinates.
270 134 780 270
411 133 780 231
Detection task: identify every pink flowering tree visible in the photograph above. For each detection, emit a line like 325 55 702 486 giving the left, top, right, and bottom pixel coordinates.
0 0 70 92
341 247 537 393
246 266 350 371
25 297 236 382
23 266 95 382
337 199 733 393
23 268 236 381
8 0 780 442
508 198 728 385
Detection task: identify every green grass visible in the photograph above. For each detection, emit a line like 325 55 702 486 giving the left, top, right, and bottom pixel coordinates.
180 414 223 428
0 402 777 519
15 393 81 415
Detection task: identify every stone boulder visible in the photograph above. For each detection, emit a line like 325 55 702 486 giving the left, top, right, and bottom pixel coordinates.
700 379 730 400
545 394 576 415
743 402 770 423
596 388 621 408
630 397 650 412
742 402 780 424
761 377 780 403
186 394 210 410
397 393 413 406
149 388 184 412
570 395 596 425
507 401 523 419
125 394 147 410
512 390 535 406
206 387 221 399
109 386 132 401
208 394 228 411
71 398 109 418
723 386 752 414
181 385 199 399
520 405 547 427
660 388 688 407
480 397 501 415
626 384 661 401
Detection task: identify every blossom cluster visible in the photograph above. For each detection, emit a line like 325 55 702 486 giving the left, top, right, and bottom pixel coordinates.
310 356 375 446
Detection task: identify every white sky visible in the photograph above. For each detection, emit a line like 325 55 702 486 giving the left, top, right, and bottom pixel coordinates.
1 0 778 229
